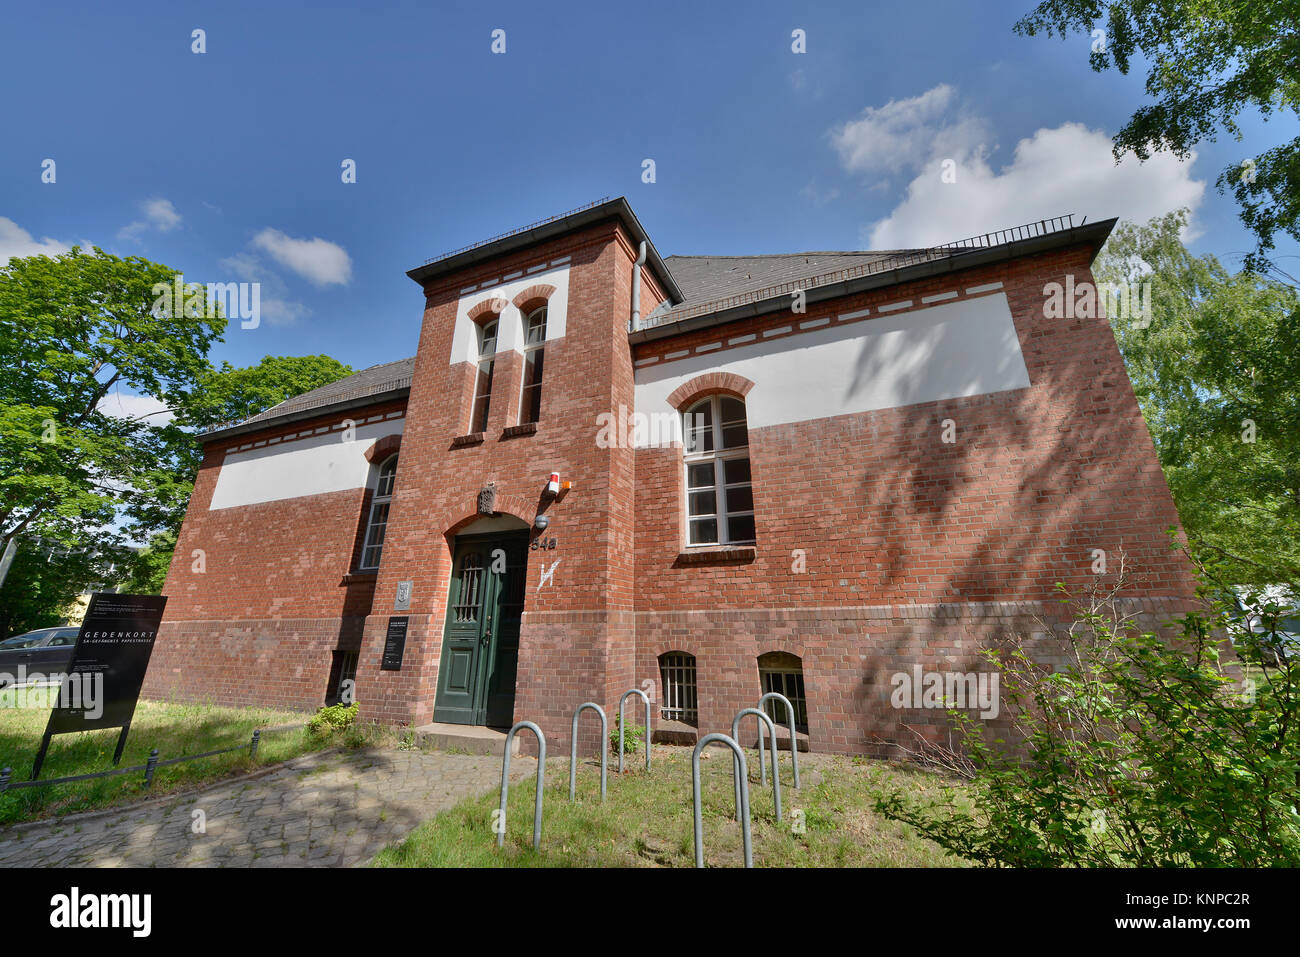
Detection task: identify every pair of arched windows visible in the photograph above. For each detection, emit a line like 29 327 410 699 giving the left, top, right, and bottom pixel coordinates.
682 394 754 546
470 305 548 433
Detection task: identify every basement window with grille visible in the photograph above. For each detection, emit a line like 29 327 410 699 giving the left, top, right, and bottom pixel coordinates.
658 651 698 726
758 651 808 733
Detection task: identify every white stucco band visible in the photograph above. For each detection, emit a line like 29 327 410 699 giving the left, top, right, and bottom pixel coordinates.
209 419 405 510
633 292 1030 446
449 263 570 366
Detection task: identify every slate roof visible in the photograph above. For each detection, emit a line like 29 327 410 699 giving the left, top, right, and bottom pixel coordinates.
205 356 416 436
643 250 933 328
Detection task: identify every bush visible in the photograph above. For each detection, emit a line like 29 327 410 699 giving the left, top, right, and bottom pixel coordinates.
876 562 1300 867
307 702 359 735
609 716 644 756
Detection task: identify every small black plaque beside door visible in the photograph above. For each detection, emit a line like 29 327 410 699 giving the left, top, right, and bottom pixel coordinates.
381 616 409 671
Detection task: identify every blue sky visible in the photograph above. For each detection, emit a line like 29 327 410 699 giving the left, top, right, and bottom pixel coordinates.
2 0 1294 408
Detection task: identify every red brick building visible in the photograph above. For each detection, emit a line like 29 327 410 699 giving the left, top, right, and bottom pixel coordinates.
144 197 1197 756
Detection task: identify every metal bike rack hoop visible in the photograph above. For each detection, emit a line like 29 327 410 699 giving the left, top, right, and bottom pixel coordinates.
498 721 546 850
569 702 608 802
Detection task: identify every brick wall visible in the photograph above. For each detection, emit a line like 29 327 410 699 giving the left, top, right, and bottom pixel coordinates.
144 223 1201 758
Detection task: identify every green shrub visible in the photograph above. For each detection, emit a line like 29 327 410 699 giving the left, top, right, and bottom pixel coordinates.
876 568 1300 867
609 716 644 756
307 702 359 735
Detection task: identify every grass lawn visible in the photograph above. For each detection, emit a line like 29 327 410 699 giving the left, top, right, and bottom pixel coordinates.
373 744 970 868
0 695 341 825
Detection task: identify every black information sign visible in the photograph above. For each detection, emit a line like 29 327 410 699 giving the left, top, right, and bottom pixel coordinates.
381 616 409 671
31 593 167 779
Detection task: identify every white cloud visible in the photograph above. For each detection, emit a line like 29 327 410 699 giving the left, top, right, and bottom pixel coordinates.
0 217 72 263
98 391 175 425
251 228 352 287
831 84 989 179
119 197 183 241
864 122 1206 248
217 253 311 327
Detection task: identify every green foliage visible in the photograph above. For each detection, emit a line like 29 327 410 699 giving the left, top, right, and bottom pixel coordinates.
116 529 177 596
1094 210 1300 585
177 355 353 433
875 574 1300 867
0 538 128 635
0 246 224 558
610 717 644 756
1015 0 1300 270
1 245 353 625
307 702 359 735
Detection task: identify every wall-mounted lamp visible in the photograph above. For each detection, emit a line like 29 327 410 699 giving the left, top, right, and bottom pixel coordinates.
534 514 550 530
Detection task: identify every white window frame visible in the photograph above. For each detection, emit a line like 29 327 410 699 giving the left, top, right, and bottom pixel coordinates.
470 317 497 433
519 306 548 424
359 454 398 570
682 394 754 547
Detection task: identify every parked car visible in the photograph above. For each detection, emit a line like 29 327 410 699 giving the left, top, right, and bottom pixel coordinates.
0 626 80 686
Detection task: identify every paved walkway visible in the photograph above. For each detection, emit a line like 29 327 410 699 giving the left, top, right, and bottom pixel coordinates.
0 748 534 868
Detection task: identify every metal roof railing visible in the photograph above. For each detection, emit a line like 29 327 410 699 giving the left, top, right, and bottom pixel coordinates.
649 214 1079 327
420 197 613 267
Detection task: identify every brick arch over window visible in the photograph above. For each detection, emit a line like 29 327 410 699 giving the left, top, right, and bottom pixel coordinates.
666 372 755 412
467 298 508 322
363 433 402 463
511 284 556 314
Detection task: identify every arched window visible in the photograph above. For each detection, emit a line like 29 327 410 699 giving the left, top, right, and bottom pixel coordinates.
683 394 754 546
658 651 698 725
470 317 497 433
758 652 807 733
359 455 398 569
519 306 547 424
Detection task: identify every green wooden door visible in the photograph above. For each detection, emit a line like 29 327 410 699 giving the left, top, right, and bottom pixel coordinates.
433 532 527 726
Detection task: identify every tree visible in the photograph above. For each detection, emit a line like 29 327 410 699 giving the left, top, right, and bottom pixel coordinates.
875 563 1300 867
0 247 224 565
117 529 176 596
0 537 130 636
1015 0 1300 271
179 355 354 432
1093 209 1300 585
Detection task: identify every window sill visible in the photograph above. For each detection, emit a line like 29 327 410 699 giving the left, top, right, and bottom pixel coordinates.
501 422 538 440
451 432 485 448
674 546 756 567
341 571 378 585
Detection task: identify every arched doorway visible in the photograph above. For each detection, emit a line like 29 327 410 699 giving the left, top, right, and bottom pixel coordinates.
432 515 529 727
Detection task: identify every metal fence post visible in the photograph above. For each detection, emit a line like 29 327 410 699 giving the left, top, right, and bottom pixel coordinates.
249 729 261 759
617 688 652 773
758 691 801 788
692 733 752 868
498 721 546 850
144 749 160 789
731 708 781 822
569 703 607 802
0 767 10 794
